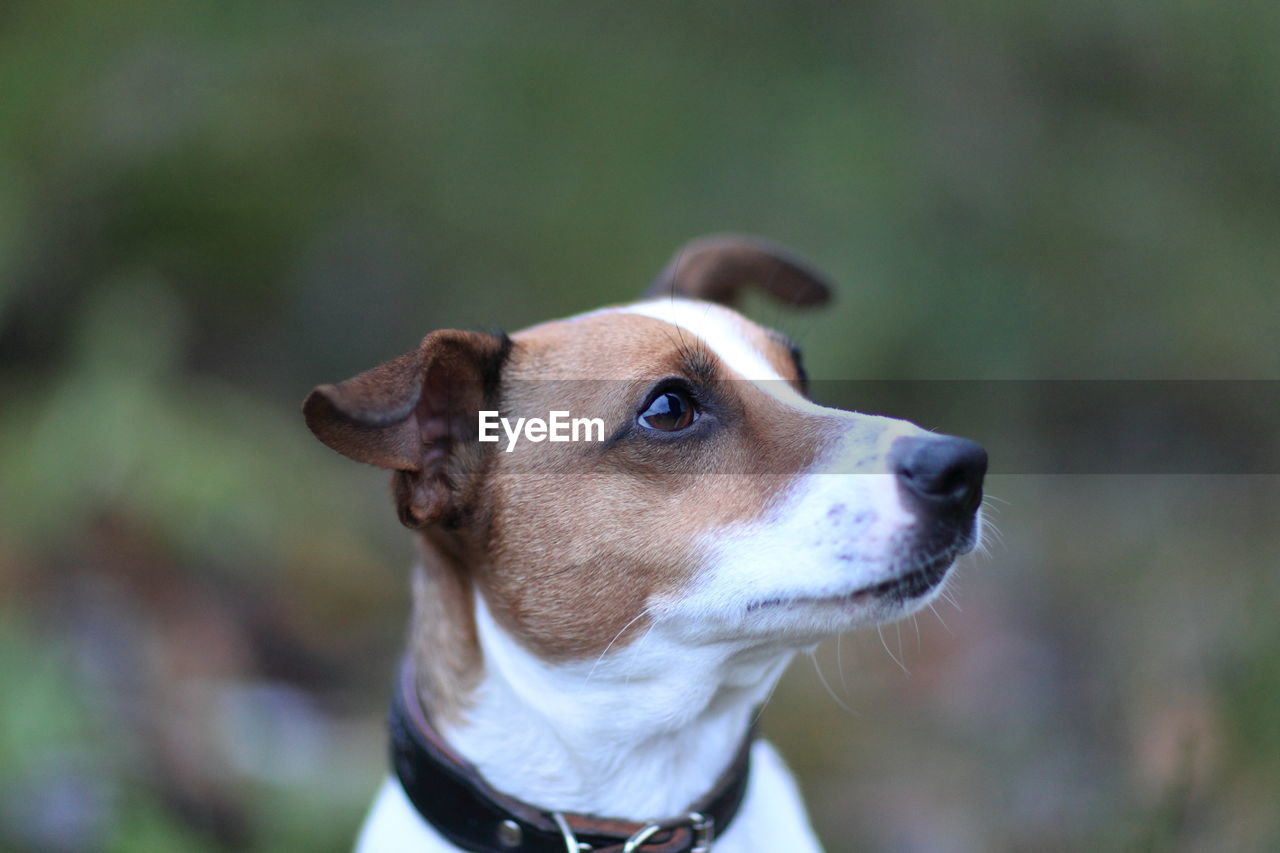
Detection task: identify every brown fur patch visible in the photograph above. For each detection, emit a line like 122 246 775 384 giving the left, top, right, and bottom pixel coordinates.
454 311 837 660
327 307 840 717
408 534 482 725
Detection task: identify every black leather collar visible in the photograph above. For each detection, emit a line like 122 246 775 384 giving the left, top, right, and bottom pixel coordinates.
389 662 753 852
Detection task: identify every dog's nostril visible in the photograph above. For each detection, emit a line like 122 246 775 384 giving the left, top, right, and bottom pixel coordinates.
890 436 988 514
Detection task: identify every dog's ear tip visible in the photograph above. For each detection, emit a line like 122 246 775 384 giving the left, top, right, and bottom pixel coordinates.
304 366 425 427
302 332 508 475
647 234 836 308
303 383 334 405
780 269 834 308
302 385 337 431
302 384 364 431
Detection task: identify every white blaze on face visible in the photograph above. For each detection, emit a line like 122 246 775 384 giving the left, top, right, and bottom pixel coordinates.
624 299 817 409
615 299 937 641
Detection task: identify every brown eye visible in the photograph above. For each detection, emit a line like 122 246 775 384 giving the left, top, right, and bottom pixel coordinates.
638 389 696 432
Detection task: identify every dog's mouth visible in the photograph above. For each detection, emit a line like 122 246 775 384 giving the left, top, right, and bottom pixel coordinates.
746 550 957 613
862 550 955 601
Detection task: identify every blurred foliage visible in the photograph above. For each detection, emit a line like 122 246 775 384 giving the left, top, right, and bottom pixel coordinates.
1 1 1278 851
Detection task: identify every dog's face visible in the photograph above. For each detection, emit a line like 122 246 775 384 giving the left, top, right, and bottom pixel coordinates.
305 237 985 665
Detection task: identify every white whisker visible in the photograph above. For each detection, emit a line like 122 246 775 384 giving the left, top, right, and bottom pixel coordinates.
877 624 909 674
927 602 951 633
586 605 655 683
810 650 857 716
836 632 850 696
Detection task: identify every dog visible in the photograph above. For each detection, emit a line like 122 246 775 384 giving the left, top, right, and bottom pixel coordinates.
303 236 986 853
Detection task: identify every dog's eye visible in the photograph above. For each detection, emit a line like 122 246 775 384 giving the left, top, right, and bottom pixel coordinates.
638 389 696 432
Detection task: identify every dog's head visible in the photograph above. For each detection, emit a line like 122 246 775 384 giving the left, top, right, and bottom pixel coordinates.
304 236 985 664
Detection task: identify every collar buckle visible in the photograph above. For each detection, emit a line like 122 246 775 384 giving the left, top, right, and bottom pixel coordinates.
689 811 715 853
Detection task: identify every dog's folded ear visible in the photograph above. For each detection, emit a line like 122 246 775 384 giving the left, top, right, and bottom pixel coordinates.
303 330 510 527
645 234 833 308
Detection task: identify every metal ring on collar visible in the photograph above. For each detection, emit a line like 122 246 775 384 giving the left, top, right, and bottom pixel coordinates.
621 811 715 853
550 812 591 852
620 822 664 853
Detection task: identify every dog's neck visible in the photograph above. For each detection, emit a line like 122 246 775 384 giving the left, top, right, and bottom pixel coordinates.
408 555 796 820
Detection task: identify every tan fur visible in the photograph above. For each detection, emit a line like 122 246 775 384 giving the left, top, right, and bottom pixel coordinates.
305 239 838 714
384 311 838 715
408 537 482 725
453 312 836 661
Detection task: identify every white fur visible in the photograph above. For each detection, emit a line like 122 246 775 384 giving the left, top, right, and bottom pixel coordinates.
358 298 973 852
621 299 941 642
626 300 808 388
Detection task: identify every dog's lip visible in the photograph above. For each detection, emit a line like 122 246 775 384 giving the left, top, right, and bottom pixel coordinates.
745 551 957 613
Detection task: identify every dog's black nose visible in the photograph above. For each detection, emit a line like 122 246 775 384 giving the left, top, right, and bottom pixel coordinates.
890 436 987 516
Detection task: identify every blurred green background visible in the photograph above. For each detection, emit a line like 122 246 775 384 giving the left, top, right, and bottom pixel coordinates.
2 2 1278 851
